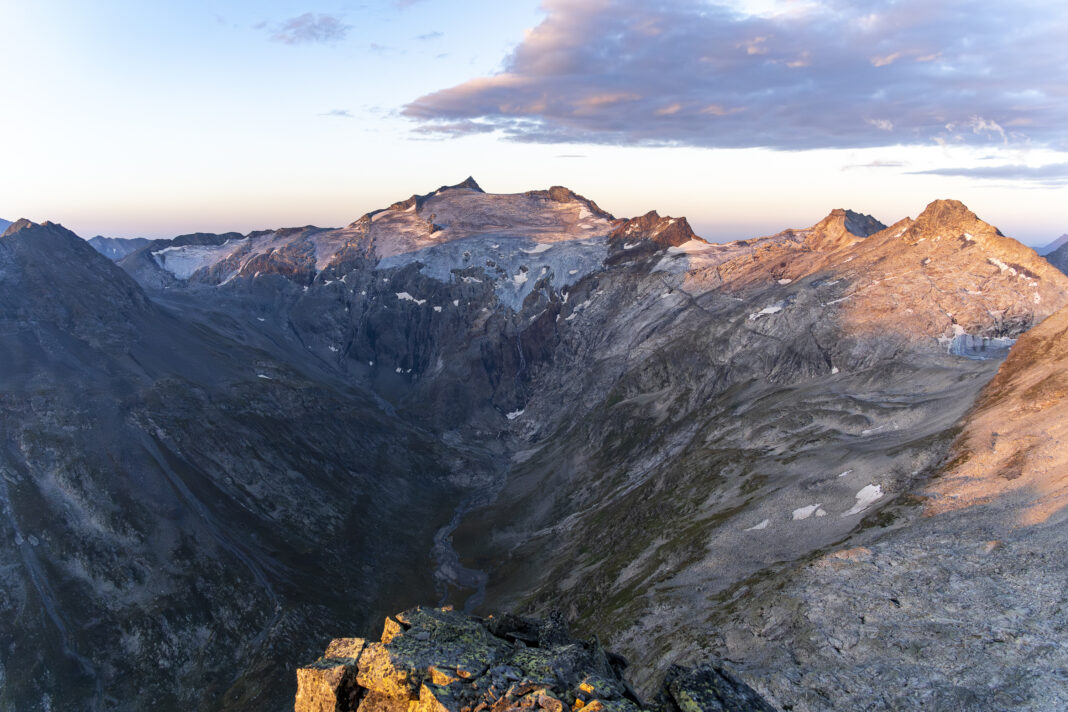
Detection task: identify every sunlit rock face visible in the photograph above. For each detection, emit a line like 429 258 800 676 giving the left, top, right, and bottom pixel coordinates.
3 180 1068 711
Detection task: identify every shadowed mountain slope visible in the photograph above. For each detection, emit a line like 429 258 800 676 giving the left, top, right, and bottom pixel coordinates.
0 220 476 711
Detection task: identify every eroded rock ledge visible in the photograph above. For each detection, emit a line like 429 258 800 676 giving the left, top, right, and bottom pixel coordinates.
295 607 776 712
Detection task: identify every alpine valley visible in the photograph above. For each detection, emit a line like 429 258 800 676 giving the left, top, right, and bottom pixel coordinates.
2 179 1067 711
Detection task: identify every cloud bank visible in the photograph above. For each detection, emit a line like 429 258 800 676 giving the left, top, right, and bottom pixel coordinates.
403 0 1068 151
914 162 1068 185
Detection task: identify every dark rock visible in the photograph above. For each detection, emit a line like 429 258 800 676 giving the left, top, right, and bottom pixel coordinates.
660 665 777 712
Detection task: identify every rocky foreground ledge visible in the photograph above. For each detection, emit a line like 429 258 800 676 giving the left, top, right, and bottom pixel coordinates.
295 607 776 712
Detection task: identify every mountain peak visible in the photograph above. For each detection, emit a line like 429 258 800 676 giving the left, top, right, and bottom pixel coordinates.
800 208 885 251
1 218 81 241
916 198 978 224
2 218 39 237
609 210 699 248
818 208 886 238
442 176 483 193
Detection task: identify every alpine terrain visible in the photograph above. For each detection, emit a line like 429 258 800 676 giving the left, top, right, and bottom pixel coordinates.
1 180 1066 711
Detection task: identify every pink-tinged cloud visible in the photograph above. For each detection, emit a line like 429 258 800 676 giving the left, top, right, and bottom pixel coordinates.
402 0 1068 151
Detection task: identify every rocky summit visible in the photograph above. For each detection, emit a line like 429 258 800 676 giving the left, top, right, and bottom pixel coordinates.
2 180 1067 711
294 607 776 712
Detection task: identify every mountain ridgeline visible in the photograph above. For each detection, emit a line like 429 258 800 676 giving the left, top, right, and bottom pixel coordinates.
1 182 1067 712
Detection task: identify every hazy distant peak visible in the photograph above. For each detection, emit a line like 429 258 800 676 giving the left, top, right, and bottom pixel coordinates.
1037 233 1068 256
88 235 153 261
1046 242 1068 276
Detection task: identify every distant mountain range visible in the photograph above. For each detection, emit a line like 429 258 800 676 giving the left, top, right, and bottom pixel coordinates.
1037 233 1068 255
86 234 152 260
0 217 12 234
2 183 1068 711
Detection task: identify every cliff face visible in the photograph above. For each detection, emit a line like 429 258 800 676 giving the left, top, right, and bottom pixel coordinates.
294 608 775 712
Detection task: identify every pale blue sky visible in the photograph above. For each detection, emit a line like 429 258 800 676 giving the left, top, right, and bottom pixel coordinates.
1 1 1066 244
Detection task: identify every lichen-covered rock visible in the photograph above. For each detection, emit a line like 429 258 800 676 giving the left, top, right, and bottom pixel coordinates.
660 665 777 712
295 608 775 712
295 638 367 712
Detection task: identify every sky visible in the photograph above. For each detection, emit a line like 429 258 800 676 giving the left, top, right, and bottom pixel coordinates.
1 0 1066 245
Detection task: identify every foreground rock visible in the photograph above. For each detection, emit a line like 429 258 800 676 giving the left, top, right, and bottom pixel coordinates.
295 607 776 712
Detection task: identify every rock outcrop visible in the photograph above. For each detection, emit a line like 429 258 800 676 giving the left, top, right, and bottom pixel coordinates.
295 608 776 712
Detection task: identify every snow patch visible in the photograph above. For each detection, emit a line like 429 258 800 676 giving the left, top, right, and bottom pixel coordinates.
745 519 770 531
749 304 784 320
257 374 272 380
395 292 426 305
842 484 884 517
521 243 553 254
666 240 713 255
792 504 826 521
623 242 640 250
433 306 442 312
506 409 525 420
777 278 792 285
988 256 1017 275
512 272 529 287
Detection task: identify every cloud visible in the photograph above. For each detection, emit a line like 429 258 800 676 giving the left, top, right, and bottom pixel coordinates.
395 0 429 7
320 110 354 118
269 13 349 45
403 0 1068 152
842 160 906 170
417 31 444 41
912 162 1068 185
